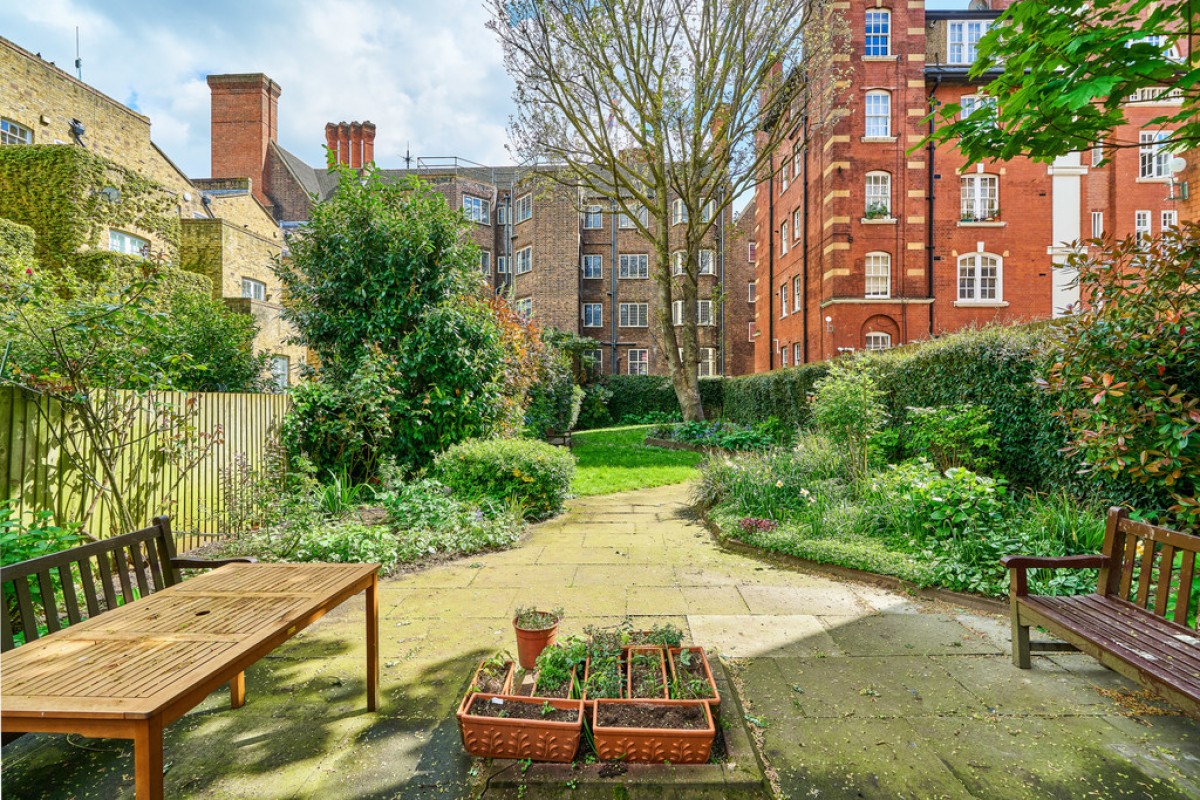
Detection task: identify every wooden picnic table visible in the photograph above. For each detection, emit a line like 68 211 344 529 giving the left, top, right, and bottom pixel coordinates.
1 562 380 800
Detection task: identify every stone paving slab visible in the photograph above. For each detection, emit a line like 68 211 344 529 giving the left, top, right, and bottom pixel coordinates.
5 482 1199 800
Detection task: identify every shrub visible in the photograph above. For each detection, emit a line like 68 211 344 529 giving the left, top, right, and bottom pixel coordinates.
432 438 575 520
648 419 782 451
1041 224 1200 529
903 403 998 474
596 375 724 426
811 358 886 483
526 337 584 438
577 383 614 429
723 362 828 429
693 434 849 519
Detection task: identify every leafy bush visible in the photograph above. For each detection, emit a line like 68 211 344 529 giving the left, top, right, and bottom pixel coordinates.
432 438 575 520
586 375 723 428
1041 224 1200 529
144 291 270 392
811 358 886 483
723 362 828 429
526 334 584 438
577 383 614 429
647 419 785 451
903 404 998 474
0 501 86 568
620 410 682 425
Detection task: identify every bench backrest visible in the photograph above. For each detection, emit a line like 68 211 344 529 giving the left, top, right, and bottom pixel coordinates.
1099 507 1200 629
2 515 181 652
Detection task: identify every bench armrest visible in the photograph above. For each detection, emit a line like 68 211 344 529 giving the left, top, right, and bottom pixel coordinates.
170 556 258 570
1000 555 1108 570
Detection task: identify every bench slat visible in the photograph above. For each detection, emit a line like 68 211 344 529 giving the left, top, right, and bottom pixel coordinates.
1 598 15 652
1135 540 1157 608
1121 517 1200 552
128 543 152 598
1155 544 1176 617
1177 551 1197 629
1119 531 1139 598
95 552 119 612
113 550 135 606
78 558 101 618
58 564 83 626
14 577 39 644
36 571 61 634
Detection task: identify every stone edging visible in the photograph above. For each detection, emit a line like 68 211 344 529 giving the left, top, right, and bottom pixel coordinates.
700 511 1008 617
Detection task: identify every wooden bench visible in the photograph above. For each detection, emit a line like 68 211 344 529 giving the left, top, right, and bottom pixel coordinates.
1001 507 1200 717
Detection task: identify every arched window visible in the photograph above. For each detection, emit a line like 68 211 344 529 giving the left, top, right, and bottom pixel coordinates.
957 253 1002 302
864 252 891 298
865 171 891 218
864 9 891 57
960 173 999 221
865 91 891 138
864 332 892 351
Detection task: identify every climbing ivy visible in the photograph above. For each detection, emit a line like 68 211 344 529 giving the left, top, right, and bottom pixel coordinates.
0 146 181 273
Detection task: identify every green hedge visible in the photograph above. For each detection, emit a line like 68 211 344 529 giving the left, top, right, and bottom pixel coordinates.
723 363 827 429
597 375 725 424
431 437 576 520
0 218 36 279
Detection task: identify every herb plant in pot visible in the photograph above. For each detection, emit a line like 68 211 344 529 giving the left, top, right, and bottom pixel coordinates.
513 606 563 669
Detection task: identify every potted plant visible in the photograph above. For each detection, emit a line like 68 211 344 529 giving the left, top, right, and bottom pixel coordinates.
459 653 515 715
531 639 583 699
513 606 562 669
622 622 684 651
592 699 715 764
668 646 720 710
626 646 669 699
864 202 891 220
457 693 584 762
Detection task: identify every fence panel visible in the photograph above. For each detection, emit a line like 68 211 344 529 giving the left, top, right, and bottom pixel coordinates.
0 386 290 542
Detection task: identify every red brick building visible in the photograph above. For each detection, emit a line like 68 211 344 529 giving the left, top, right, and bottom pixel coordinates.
207 74 756 377
754 0 1188 370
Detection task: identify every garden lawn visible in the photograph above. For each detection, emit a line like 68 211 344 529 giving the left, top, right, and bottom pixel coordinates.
571 425 703 496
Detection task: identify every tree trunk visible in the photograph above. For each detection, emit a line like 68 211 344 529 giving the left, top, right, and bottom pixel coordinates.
654 260 705 422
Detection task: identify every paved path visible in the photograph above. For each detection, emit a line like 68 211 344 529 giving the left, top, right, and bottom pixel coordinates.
4 483 1200 798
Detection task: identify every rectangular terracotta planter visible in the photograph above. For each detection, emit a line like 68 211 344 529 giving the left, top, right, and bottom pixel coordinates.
667 646 720 710
458 659 514 716
625 646 669 699
592 699 715 764
457 693 584 763
581 655 625 710
531 666 578 700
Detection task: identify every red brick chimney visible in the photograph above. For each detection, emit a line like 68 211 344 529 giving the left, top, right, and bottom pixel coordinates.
362 122 376 166
207 73 281 208
325 121 377 167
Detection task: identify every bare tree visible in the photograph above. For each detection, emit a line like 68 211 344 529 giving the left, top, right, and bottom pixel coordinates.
489 0 848 420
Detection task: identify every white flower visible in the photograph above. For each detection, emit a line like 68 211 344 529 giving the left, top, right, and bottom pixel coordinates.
776 480 784 488
799 488 810 497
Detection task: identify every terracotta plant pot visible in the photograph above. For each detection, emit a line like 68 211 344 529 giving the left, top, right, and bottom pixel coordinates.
667 646 720 710
458 659 514 716
581 655 624 711
457 693 583 763
531 666 578 700
592 699 715 764
513 614 559 669
625 646 669 699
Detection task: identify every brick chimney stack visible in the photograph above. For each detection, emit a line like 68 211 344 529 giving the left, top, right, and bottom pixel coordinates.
324 121 377 167
207 73 281 208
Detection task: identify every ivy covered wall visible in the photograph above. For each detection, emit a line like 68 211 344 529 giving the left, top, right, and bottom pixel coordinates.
0 217 37 280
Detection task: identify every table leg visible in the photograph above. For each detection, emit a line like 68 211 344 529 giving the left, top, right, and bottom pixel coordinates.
230 671 246 708
134 715 164 800
366 572 379 712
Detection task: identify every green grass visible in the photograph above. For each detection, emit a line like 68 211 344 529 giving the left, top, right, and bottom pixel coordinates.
571 425 703 497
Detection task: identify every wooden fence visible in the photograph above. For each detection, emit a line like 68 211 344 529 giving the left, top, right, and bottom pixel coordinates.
1 386 290 547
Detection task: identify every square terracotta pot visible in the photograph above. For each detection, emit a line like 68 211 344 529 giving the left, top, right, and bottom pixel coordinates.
592 699 715 764
667 646 720 710
458 693 584 763
457 659 514 716
625 646 669 699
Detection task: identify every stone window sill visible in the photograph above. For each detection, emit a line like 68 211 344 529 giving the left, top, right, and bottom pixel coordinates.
957 220 1006 227
954 300 1010 308
1136 177 1170 184
861 217 897 225
861 136 897 143
862 55 899 62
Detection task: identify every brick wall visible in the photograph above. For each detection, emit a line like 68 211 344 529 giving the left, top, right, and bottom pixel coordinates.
208 74 280 209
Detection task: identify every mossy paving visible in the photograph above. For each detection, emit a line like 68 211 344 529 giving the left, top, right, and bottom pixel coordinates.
4 483 1199 798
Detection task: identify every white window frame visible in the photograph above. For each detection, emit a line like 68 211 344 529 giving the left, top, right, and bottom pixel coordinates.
463 195 491 224
699 249 715 275
1091 141 1104 167
864 332 892 351
792 276 802 313
864 9 891 57
108 229 149 257
957 252 1002 303
515 297 533 318
583 349 603 372
781 162 791 193
514 194 533 223
865 171 891 218
700 199 715 223
864 252 891 298
1135 210 1151 241
496 204 509 225
1162 210 1178 231
748 241 757 262
948 20 989 65
780 283 790 317
960 174 999 221
241 277 267 301
672 251 687 276
514 246 533 275
0 119 33 145
1139 131 1171 179
781 346 790 367
270 355 290 391
1091 211 1104 239
619 204 647 229
619 302 649 328
864 91 891 138
697 300 714 326
748 321 756 342
792 209 802 238
479 250 491 275
619 253 649 279
780 221 790 254
582 205 603 229
959 94 996 121
583 303 603 328
627 349 649 375
793 343 802 364
582 254 602 279
497 255 510 274
671 198 689 225
748 281 757 303
698 347 716 378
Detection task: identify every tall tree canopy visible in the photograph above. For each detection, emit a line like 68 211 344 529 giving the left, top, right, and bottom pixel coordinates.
489 0 846 420
929 0 1198 162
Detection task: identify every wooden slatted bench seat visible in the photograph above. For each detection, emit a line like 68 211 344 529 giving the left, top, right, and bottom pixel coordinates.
1002 507 1200 717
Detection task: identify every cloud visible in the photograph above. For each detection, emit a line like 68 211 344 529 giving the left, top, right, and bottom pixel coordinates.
1 0 516 177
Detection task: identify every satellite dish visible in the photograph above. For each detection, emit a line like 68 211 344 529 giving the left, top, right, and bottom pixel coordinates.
1170 156 1187 175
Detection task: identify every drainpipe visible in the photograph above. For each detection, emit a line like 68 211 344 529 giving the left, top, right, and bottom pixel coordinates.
926 77 940 338
767 175 776 370
717 187 727 376
610 199 619 374
801 115 810 364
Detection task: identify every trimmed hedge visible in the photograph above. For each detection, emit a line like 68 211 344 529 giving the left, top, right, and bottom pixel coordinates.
431 437 576 520
587 375 724 426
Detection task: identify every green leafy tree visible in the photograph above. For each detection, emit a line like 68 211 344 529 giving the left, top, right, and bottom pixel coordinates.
1039 223 1200 530
927 0 1197 162
145 291 270 392
811 358 886 483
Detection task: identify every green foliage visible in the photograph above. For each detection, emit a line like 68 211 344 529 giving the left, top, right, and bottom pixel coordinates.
1041 225 1200 529
577 382 615 429
515 607 563 630
0 500 86 568
432 438 575 520
927 0 1196 164
811 358 886 483
534 639 582 695
0 146 182 271
583 375 724 429
143 291 269 392
903 404 998 474
526 332 584 438
0 218 36 280
571 425 703 497
723 361 827 429
647 418 790 451
314 471 376 516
